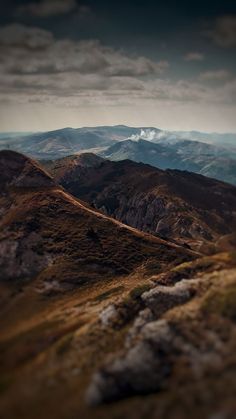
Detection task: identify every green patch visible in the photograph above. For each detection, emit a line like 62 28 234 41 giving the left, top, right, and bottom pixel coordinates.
56 333 73 356
94 285 124 302
202 283 236 321
129 283 152 300
0 375 12 395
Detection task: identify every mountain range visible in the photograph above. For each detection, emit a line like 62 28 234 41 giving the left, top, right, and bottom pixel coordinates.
1 145 236 419
43 153 236 253
1 125 236 185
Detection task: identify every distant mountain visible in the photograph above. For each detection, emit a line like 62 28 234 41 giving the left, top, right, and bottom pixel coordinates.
44 153 236 253
128 127 236 148
0 126 143 160
101 138 236 185
0 127 120 159
0 150 192 284
168 130 236 148
1 125 235 183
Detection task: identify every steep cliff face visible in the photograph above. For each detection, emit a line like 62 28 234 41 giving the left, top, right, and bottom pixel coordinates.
45 155 236 251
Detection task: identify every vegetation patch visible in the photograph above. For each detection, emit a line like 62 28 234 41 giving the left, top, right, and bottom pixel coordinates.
202 282 236 321
129 283 152 300
55 333 74 356
94 286 124 302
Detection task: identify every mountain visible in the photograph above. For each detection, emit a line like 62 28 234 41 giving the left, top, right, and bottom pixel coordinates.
0 150 194 285
101 138 236 185
0 127 116 160
0 126 142 160
165 129 236 148
44 153 236 253
1 150 236 419
1 125 235 185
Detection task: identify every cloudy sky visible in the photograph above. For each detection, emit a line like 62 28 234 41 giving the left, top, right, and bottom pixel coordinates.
0 0 236 132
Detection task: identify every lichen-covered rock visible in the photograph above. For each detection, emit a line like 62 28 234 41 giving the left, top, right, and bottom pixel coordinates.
99 304 119 327
0 232 52 281
125 308 154 347
141 279 197 316
86 319 173 405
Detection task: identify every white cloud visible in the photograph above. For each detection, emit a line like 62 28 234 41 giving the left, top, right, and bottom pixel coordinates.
16 0 80 17
205 15 236 48
184 52 204 61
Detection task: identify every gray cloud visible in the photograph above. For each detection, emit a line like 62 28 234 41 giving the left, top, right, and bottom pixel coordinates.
206 15 236 47
0 24 235 115
0 25 168 78
0 24 54 49
16 0 82 18
184 52 204 61
199 69 231 81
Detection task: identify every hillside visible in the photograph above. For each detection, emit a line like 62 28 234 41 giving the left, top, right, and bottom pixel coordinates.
101 139 236 185
1 150 236 419
44 154 236 253
0 150 194 285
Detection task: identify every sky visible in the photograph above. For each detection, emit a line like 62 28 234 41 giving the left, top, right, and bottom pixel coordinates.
0 0 236 132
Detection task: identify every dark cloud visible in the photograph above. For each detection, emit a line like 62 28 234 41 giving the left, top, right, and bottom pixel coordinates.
0 25 168 77
16 0 79 17
0 24 53 49
184 52 204 62
206 15 236 47
0 1 236 131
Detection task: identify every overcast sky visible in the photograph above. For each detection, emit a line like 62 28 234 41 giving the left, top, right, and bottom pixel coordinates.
0 0 236 132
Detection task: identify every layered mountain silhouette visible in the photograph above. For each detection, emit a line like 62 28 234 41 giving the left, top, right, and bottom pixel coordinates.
101 138 236 185
1 125 236 184
44 153 236 253
0 126 140 159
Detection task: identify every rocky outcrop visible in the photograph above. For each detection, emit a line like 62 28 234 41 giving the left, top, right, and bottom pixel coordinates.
0 233 52 281
141 279 197 317
87 319 173 405
87 268 236 406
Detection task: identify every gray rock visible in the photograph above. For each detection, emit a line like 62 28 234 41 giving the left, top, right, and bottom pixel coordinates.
99 304 119 327
141 279 196 317
125 308 154 348
86 319 173 405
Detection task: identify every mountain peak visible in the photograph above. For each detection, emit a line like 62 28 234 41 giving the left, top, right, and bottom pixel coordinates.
0 149 55 190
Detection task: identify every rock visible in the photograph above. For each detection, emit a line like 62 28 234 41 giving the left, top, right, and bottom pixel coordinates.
99 304 119 327
0 232 52 281
86 319 173 405
141 279 196 317
125 308 154 348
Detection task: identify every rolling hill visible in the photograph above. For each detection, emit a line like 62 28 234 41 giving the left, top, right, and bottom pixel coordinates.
101 138 236 185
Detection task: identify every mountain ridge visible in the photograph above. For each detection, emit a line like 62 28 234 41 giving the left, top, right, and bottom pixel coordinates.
44 153 236 253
